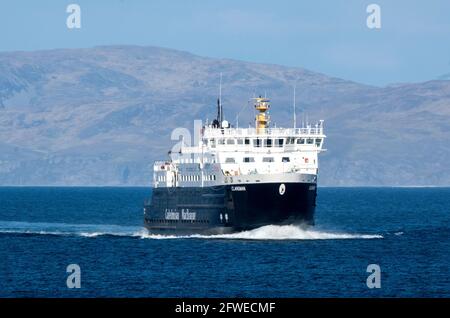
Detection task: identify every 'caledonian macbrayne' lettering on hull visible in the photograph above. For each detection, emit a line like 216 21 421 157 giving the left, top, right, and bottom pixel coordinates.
144 95 326 234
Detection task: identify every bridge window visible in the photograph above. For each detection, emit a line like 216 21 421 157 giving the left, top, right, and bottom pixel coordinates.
263 157 274 163
315 138 322 147
218 138 225 145
244 138 250 145
210 139 216 148
243 157 255 163
253 138 262 147
307 138 314 144
297 138 305 144
282 157 290 162
275 138 284 147
225 158 236 163
227 139 235 145
237 138 243 145
265 139 272 147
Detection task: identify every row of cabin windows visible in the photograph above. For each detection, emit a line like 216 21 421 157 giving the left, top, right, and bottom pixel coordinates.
208 138 322 148
226 157 290 163
157 175 167 182
179 174 217 182
180 175 199 182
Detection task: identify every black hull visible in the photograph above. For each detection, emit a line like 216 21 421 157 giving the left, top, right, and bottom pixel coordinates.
144 182 317 235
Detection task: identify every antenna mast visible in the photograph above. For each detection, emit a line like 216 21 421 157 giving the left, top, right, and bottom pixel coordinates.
293 83 297 129
219 72 223 123
214 73 223 128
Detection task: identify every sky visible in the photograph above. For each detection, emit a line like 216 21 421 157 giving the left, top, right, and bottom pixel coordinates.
0 0 449 86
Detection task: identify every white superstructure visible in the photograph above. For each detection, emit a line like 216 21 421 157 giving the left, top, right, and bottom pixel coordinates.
153 97 326 189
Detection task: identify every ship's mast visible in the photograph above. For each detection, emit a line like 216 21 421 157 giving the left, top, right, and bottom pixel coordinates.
293 83 297 129
219 72 223 123
213 73 224 128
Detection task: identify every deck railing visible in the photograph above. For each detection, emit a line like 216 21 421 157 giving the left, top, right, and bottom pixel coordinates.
203 126 324 137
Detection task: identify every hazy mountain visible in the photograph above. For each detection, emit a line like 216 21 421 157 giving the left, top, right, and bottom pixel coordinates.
0 45 449 186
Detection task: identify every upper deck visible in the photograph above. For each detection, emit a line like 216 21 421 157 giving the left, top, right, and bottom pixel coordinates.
203 122 324 139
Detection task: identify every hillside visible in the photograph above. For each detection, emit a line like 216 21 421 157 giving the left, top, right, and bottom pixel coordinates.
0 45 449 186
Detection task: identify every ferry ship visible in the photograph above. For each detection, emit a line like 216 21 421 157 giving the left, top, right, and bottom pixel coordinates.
144 95 326 234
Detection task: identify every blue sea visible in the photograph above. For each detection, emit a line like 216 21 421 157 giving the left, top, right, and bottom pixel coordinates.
0 187 449 297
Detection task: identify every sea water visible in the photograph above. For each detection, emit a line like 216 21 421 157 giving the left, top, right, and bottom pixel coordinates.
0 187 449 297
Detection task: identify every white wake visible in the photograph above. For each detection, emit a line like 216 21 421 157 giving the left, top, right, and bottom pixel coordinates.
139 224 383 240
0 221 140 238
0 221 382 240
